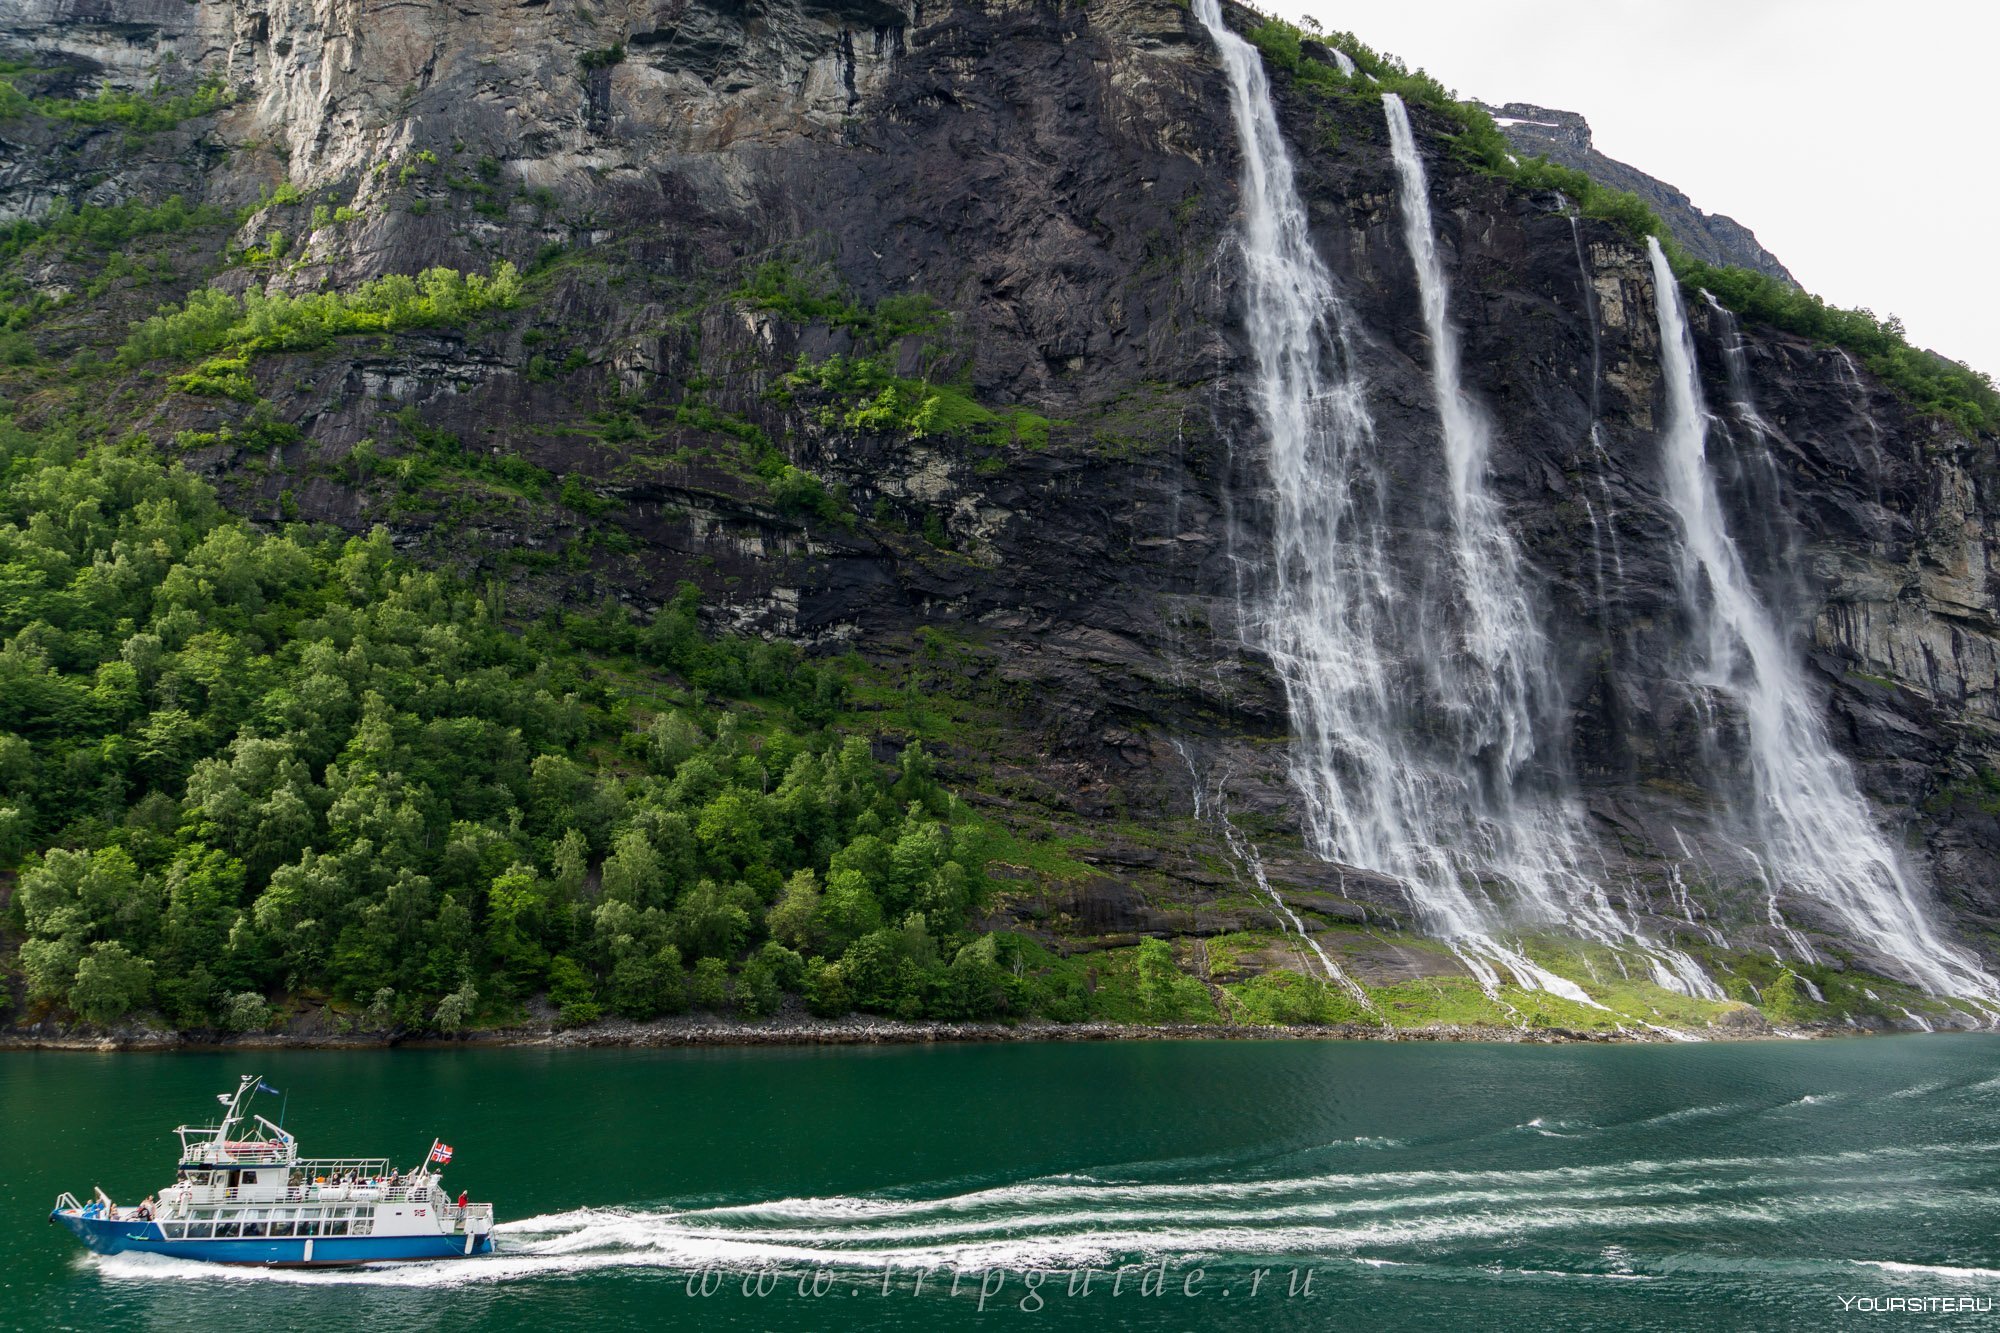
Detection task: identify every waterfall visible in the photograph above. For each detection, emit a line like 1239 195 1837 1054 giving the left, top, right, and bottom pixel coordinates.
1381 93 1550 790
1188 0 1714 1001
1646 237 1997 1002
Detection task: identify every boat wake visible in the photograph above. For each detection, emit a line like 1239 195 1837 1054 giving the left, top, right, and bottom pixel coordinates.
84 1138 1998 1289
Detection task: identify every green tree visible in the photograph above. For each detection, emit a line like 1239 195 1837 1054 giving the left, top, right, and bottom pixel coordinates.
1765 971 1809 1024
691 956 729 1009
766 869 823 953
600 829 664 907
736 955 781 1018
547 954 600 1026
669 879 756 961
815 869 882 954
69 942 155 1023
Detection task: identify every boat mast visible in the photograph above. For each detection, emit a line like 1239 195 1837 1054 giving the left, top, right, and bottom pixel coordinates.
215 1074 259 1143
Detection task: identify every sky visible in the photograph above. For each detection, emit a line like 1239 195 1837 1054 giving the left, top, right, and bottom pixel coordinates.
1264 0 2000 378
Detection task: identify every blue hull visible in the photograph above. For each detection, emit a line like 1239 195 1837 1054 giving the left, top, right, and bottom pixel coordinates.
51 1211 493 1266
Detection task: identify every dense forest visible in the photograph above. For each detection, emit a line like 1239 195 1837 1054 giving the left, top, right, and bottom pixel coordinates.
5 364 1314 1032
0 423 1224 1032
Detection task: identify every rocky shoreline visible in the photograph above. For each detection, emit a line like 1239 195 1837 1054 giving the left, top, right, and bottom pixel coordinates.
0 1010 1874 1052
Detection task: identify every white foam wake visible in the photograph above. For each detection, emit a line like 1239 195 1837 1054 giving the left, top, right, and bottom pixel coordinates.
82 1139 1990 1289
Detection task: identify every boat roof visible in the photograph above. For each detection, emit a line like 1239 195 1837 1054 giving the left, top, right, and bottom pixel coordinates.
171 1075 444 1178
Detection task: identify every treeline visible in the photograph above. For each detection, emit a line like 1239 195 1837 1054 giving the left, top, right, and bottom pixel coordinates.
0 424 1064 1032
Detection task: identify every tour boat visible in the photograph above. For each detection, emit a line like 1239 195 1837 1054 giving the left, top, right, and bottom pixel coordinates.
48 1073 495 1265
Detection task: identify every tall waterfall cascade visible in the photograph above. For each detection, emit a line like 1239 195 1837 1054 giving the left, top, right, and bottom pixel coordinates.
1188 0 1714 1000
1646 237 1998 1002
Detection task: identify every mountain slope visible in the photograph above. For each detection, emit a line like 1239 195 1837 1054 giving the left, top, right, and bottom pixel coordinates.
1 0 1997 1037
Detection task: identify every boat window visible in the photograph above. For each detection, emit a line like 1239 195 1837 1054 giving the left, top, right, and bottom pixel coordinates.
214 1222 241 1238
297 1218 320 1237
164 1224 185 1240
185 1223 213 1239
242 1172 257 1185
323 1220 348 1236
241 1222 268 1238
271 1222 294 1237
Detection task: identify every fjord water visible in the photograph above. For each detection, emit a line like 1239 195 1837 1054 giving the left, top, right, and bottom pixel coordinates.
4 1041 1999 1330
1645 239 1997 1002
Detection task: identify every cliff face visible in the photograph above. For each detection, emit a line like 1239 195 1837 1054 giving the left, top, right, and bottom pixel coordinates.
4 0 1996 994
1478 100 1796 285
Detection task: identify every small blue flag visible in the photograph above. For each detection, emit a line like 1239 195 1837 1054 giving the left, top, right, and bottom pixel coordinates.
256 1080 282 1096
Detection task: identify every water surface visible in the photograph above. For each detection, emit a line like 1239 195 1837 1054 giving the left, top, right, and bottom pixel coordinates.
3 1037 1997 1329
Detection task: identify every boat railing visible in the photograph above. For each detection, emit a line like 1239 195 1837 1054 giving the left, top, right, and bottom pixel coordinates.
54 1192 81 1213
203 1179 441 1205
448 1202 495 1232
180 1142 296 1167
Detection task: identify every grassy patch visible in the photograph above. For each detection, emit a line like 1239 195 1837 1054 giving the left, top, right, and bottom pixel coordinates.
1226 968 1378 1026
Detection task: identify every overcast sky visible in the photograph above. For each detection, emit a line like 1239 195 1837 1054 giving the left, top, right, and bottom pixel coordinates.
1263 0 1999 378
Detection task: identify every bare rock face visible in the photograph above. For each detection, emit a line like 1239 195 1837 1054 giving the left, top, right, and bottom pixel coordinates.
3 0 1997 974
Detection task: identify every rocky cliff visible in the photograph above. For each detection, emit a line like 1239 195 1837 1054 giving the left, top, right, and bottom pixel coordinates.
3 0 1997 1021
1478 100 1795 284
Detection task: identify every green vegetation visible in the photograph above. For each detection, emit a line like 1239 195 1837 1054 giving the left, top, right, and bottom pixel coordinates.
739 258 1053 450
122 263 522 366
735 261 948 346
1241 9 2000 437
0 195 229 268
0 423 1220 1034
1245 18 1501 167
1226 968 1374 1026
1671 257 1999 435
167 356 259 401
0 72 231 133
382 408 552 500
781 355 1053 448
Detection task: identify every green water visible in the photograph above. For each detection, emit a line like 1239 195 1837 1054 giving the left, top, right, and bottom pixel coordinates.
3 1038 1998 1330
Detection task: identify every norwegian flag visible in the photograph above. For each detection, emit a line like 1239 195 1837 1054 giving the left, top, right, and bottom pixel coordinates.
430 1142 454 1164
